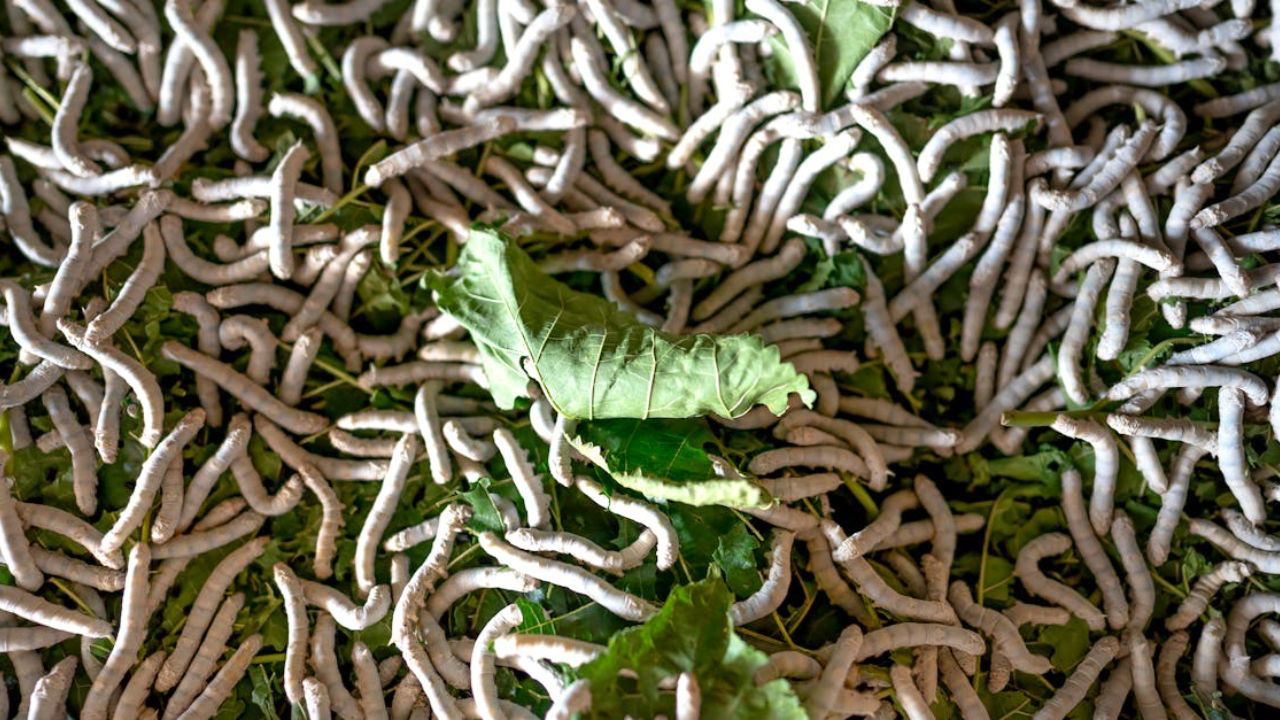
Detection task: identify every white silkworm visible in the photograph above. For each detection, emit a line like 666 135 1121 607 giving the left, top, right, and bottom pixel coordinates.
308 612 361 720
0 472 39 592
494 427 549 527
730 530 794 625
1050 416 1119 536
162 342 327 435
149 511 265 560
51 62 99 177
230 29 268 162
174 634 263 720
268 93 342 194
218 315 277 386
1106 365 1269 405
165 0 232 128
272 562 308 706
1060 468 1129 629
27 655 77 720
265 140 309 280
1110 512 1154 635
1190 518 1280 573
918 110 1041 184
356 433 418 596
42 384 98 517
300 580 390 633
1015 533 1106 631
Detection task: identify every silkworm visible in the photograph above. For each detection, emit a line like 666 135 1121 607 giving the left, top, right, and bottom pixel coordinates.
26 655 77 720
155 536 267 692
1107 366 1269 405
1187 620 1218 707
267 563 309 706
1032 636 1120 720
1014 532 1106 631
0 583 113 637
951 582 1051 678
477 531 656 622
165 0 233 128
304 612 360 720
1057 467 1129 629
1092 655 1132 720
726 530 794 625
1220 593 1280 706
887 231 985 324
41 384 98 517
687 91 800 202
267 93 342 194
1165 561 1249 638
391 535 465 720
1051 417 1120 538
364 118 516 188
0 155 61 267
176 634 263 720
51 62 100 177
1157 632 1199 720
161 342 327 435
356 433 418 596
850 623 985 662
0 360 63 410
97 408 203 555
686 19 774 114
150 511 265 560
0 476 39 591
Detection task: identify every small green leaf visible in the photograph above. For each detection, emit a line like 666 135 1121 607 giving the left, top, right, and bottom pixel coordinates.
459 477 508 534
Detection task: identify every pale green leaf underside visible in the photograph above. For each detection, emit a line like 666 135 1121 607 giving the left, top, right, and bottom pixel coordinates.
429 229 814 420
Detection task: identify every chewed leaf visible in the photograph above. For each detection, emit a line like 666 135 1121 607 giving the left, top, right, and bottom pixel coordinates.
569 418 771 508
573 578 807 720
429 228 813 420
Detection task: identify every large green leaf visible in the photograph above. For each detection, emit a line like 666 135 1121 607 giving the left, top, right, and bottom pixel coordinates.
763 0 896 109
574 578 808 720
428 229 813 419
570 418 770 507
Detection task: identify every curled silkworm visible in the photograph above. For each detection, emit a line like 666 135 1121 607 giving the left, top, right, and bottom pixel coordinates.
1169 561 1255 637
51 63 99 177
1015 532 1106 631
268 93 342 194
948 581 1052 674
1050 416 1119 536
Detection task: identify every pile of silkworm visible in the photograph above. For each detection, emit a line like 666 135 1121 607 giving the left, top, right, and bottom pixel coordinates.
2 0 1280 717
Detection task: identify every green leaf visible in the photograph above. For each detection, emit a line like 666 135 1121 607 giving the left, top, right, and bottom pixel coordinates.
569 418 770 507
1038 616 1092 672
248 666 283 720
459 477 508 534
428 228 813 420
714 524 764 597
764 0 896 109
574 578 808 720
